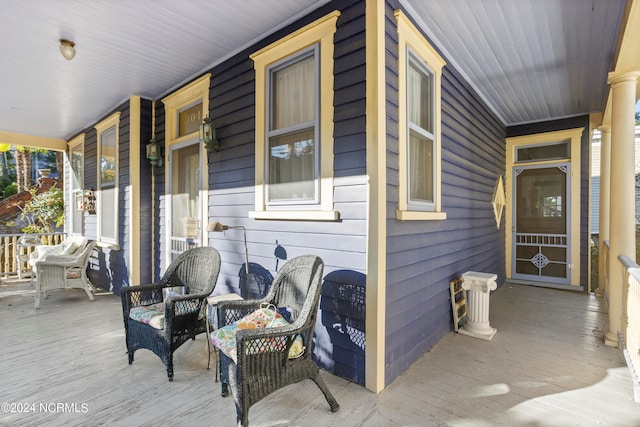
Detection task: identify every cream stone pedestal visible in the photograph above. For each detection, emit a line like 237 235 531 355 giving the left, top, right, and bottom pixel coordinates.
459 271 497 341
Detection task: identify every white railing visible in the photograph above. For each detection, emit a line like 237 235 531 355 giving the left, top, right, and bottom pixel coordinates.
619 254 640 401
0 233 65 278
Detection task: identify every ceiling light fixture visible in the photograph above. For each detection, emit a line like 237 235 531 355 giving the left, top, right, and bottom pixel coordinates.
59 39 76 61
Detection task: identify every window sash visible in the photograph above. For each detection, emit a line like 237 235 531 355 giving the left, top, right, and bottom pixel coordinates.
99 125 117 242
266 46 319 206
100 127 117 188
70 144 83 235
407 49 436 209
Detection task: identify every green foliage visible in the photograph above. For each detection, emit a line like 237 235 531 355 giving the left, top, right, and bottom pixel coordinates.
0 174 17 199
20 186 65 233
3 182 17 198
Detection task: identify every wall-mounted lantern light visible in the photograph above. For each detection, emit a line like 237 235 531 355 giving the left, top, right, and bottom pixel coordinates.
83 188 96 214
146 138 163 167
200 116 219 152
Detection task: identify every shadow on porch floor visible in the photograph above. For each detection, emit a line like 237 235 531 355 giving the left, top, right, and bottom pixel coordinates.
0 279 638 426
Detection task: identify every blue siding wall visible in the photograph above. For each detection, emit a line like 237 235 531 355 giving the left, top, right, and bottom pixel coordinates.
203 0 368 383
384 1 507 385
75 99 154 295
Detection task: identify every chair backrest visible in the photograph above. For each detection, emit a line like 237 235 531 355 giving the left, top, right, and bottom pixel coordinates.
265 255 324 325
160 246 221 296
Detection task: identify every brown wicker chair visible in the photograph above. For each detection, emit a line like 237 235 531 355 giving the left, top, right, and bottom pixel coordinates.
121 246 221 381
215 255 339 426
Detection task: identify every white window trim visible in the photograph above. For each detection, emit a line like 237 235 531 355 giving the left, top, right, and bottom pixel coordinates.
67 133 85 236
395 10 447 221
95 112 121 247
161 73 211 267
249 11 340 222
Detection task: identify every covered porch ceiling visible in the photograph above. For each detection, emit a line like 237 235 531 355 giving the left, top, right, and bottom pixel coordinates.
0 0 634 145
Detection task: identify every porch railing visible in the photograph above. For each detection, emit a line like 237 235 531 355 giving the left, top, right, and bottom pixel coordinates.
0 233 66 279
619 254 640 401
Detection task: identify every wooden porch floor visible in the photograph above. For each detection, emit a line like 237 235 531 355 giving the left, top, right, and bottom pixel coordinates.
1 279 639 427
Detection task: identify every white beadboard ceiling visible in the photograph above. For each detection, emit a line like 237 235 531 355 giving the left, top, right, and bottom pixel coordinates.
402 0 626 126
0 0 626 142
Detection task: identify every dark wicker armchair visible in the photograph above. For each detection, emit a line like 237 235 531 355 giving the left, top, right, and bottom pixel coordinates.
121 246 221 381
215 255 339 426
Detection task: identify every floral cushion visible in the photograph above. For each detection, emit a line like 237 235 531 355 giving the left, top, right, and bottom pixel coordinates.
129 300 206 331
129 303 166 330
210 306 304 363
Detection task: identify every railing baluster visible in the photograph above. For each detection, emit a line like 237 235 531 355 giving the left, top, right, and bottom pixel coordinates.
0 232 66 278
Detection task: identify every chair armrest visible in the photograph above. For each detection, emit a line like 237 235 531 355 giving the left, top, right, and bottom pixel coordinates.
216 299 267 327
121 283 167 314
35 256 80 268
235 321 310 364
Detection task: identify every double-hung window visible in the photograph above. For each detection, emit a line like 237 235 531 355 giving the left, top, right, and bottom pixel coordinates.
250 11 340 221
95 112 120 245
267 48 318 205
396 10 446 220
69 135 84 235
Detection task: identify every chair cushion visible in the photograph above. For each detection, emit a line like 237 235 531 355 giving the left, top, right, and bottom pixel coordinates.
67 271 81 279
128 301 205 331
129 303 166 330
61 242 79 255
210 307 304 363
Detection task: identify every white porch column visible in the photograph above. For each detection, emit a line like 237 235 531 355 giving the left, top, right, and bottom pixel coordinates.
605 70 640 348
596 125 611 298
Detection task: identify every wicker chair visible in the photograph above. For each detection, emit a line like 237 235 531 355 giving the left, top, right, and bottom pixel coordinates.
33 239 97 309
121 246 221 381
215 255 339 426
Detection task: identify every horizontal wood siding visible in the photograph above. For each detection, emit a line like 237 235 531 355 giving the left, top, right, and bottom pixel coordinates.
139 98 154 285
206 0 367 383
153 102 167 281
78 101 131 295
507 115 591 288
384 1 507 385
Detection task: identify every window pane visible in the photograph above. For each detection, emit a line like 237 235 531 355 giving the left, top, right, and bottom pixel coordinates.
171 144 200 238
179 103 203 137
408 58 433 134
269 129 315 201
272 54 315 130
71 145 83 234
101 127 117 186
100 186 116 240
516 142 570 163
409 131 433 203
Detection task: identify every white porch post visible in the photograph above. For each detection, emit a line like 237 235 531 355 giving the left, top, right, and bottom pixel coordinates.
596 125 611 298
605 70 640 348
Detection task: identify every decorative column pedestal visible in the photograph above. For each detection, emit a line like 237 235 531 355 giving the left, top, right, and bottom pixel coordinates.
459 271 497 341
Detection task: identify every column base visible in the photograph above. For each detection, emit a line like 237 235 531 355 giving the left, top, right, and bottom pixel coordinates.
459 323 497 341
604 331 619 348
594 287 605 298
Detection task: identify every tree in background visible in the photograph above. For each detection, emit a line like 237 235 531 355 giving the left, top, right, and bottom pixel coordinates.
19 186 65 233
14 146 32 193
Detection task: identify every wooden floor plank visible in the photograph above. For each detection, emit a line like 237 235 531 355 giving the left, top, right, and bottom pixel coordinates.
1 280 639 426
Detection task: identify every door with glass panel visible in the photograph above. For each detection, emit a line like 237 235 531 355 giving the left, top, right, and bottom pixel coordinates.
513 163 571 284
169 142 201 257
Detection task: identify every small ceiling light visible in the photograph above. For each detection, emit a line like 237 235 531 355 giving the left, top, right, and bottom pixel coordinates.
59 39 76 61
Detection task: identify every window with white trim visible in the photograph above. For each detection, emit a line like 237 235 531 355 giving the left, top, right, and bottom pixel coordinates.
69 136 84 235
267 47 318 205
95 112 120 245
250 11 340 221
396 10 446 221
